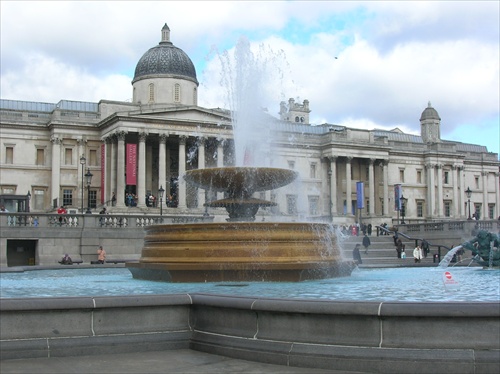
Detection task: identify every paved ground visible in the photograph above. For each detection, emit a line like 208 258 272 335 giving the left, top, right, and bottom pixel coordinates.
0 349 367 374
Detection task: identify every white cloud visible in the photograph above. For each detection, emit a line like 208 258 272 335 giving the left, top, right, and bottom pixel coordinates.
1 1 498 155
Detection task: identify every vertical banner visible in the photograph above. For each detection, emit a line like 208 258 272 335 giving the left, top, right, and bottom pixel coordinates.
356 181 364 209
394 184 402 211
100 143 105 204
126 143 137 185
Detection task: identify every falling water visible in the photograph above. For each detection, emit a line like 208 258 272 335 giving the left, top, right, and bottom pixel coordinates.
438 246 463 268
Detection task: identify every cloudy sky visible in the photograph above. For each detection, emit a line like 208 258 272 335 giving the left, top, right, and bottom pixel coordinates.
1 1 499 156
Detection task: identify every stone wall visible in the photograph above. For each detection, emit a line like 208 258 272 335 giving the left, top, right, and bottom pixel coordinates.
1 294 499 373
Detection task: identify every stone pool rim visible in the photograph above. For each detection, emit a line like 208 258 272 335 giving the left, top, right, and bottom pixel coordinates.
1 277 499 373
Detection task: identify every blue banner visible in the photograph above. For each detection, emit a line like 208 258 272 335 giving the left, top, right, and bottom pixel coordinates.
356 181 364 209
394 184 402 211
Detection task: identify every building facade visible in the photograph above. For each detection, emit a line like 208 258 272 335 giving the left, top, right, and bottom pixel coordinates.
1 24 499 224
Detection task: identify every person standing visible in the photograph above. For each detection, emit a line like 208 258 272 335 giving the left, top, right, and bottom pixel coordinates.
352 244 362 265
413 245 423 263
396 238 404 258
362 234 371 254
97 245 106 264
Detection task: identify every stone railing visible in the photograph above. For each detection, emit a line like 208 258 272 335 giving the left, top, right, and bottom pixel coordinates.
0 213 213 229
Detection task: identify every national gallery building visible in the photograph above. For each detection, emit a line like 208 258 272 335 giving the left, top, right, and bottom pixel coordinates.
1 24 499 224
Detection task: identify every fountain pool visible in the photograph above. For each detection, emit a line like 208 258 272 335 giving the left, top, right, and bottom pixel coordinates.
2 266 498 302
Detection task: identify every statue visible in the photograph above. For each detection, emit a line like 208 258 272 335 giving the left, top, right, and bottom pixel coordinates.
461 230 500 267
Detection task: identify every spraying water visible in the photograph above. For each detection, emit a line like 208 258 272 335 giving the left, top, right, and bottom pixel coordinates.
438 246 463 268
215 36 290 167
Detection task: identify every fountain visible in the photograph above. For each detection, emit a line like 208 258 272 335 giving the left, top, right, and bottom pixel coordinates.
127 37 355 282
460 229 500 268
126 166 355 282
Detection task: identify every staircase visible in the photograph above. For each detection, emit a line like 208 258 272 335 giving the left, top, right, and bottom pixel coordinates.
339 234 439 268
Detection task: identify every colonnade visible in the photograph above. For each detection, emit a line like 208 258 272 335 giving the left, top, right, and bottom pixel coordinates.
47 132 500 221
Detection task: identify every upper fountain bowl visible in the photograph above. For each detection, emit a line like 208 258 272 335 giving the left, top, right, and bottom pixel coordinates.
184 167 298 197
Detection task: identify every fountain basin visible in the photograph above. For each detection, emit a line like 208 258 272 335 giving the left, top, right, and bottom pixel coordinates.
127 222 355 282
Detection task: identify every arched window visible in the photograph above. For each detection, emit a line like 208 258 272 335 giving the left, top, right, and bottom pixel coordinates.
174 83 181 103
295 116 300 122
148 83 155 103
193 87 197 106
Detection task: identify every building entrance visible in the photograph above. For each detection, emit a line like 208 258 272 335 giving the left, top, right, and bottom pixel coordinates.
7 240 37 266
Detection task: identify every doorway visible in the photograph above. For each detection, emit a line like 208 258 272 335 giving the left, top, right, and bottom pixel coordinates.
7 240 37 266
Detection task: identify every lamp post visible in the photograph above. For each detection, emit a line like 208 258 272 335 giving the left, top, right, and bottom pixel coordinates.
465 187 472 220
400 195 407 224
84 168 93 214
80 155 86 213
158 185 165 216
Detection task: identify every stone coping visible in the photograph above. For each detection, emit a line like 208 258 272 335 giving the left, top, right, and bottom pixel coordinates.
2 293 499 373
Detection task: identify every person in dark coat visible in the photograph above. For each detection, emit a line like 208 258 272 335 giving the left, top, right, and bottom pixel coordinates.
362 234 371 254
352 244 362 265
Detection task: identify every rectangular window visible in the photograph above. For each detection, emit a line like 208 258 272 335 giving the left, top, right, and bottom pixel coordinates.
399 169 405 183
288 161 295 170
34 189 45 211
36 148 45 165
174 83 180 102
310 163 316 179
488 204 495 220
308 196 319 215
380 198 384 214
444 171 449 184
417 170 422 184
65 148 73 165
286 194 297 214
475 177 480 189
5 146 13 164
1 186 15 194
89 149 97 166
89 190 97 209
366 167 369 181
62 189 73 206
444 201 451 217
417 201 423 217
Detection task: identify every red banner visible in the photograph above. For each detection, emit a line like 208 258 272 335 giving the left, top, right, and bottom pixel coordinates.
101 144 105 203
126 143 137 185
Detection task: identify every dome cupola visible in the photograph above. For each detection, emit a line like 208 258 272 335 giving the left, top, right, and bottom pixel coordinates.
420 102 441 143
132 23 199 106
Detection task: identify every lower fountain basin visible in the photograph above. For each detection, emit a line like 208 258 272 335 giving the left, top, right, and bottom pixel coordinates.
127 222 355 282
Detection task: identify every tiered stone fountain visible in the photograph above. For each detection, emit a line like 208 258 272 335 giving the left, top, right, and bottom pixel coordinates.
127 166 355 282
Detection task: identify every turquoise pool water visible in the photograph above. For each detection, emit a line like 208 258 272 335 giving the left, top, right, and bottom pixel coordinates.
1 267 499 302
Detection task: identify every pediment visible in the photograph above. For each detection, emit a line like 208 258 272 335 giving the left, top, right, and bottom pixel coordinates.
126 106 232 124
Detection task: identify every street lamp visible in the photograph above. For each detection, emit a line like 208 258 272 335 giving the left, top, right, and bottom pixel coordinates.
84 168 93 214
80 155 86 213
465 187 472 220
400 195 407 224
158 185 165 216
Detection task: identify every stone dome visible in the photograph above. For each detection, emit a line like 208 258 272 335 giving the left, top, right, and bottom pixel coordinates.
132 24 198 85
420 102 440 121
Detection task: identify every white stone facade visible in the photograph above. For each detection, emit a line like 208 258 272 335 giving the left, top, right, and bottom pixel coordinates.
1 25 499 225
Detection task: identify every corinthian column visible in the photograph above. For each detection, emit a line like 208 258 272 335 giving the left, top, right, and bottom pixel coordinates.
382 160 389 216
177 136 187 209
345 157 352 215
329 157 337 215
197 137 206 208
116 131 126 208
50 136 61 207
137 132 147 208
158 133 167 192
368 158 375 216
